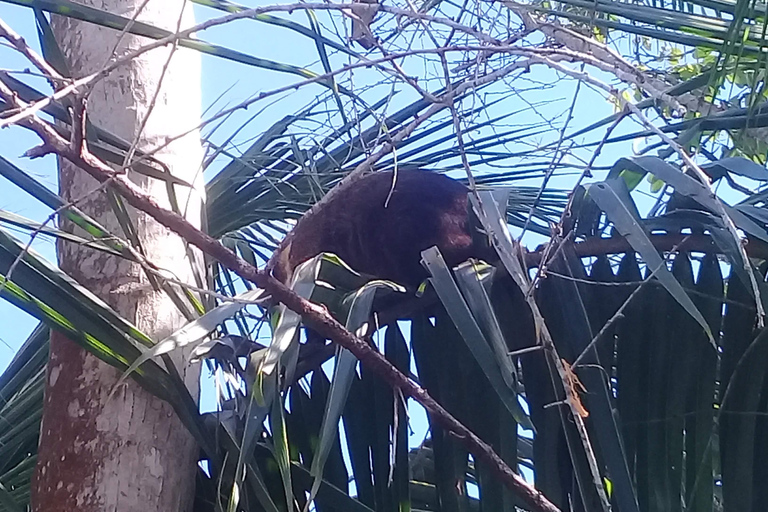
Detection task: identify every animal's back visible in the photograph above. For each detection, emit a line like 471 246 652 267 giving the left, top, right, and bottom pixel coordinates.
272 170 493 287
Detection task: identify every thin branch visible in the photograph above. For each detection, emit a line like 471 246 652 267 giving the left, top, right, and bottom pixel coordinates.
529 109 627 293
471 201 612 512
518 64 584 240
572 256 668 368
0 17 64 88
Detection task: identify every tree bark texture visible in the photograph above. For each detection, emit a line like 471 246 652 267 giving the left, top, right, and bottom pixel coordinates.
31 2 205 511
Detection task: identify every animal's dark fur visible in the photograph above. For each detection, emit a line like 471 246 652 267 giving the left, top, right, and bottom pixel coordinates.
272 169 495 287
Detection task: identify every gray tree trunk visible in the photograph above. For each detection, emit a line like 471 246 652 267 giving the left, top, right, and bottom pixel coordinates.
31 1 205 511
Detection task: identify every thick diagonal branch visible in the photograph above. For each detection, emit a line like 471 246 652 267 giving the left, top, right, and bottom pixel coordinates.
0 93 561 512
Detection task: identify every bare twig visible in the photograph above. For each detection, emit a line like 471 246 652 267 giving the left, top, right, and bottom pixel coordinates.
0 17 65 87
470 199 613 512
572 251 672 368
530 108 628 292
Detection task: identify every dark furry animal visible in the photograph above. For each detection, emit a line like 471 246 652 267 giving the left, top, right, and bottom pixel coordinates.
271 169 495 288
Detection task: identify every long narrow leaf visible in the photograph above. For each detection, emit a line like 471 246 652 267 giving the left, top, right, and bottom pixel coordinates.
421 246 533 428
586 179 715 345
307 278 401 507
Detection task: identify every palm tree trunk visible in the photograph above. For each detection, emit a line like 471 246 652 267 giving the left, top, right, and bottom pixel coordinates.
31 1 205 510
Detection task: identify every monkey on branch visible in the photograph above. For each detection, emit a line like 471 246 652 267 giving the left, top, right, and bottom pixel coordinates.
268 169 497 290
